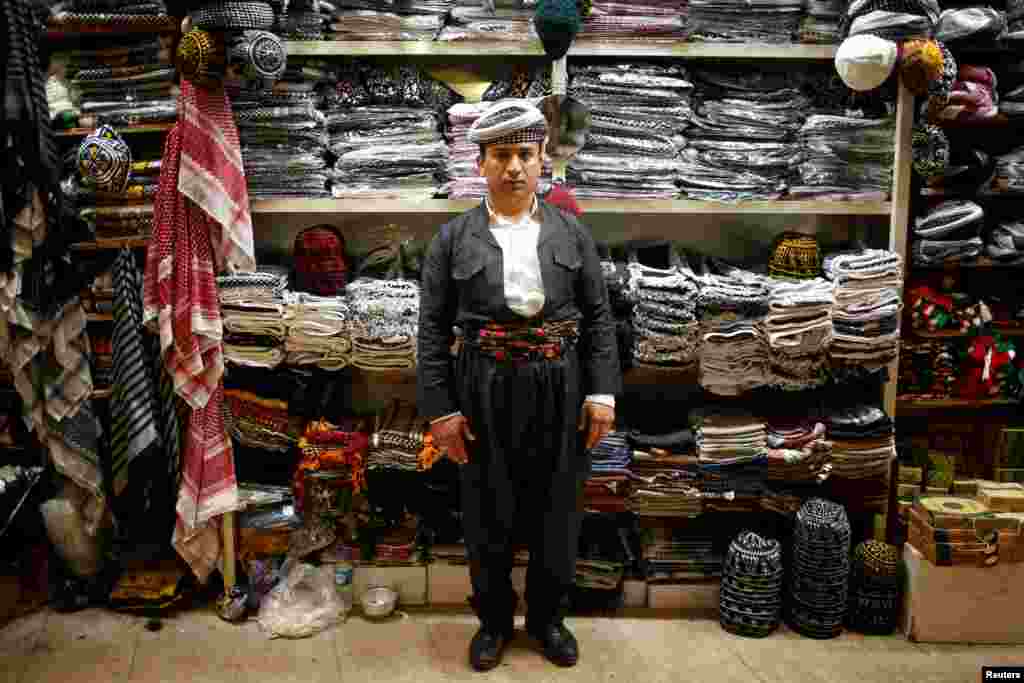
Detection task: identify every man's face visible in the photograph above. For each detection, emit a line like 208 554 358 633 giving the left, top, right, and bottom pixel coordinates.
478 141 544 201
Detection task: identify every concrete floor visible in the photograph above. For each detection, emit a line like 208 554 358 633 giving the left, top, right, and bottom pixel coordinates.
0 607 1018 683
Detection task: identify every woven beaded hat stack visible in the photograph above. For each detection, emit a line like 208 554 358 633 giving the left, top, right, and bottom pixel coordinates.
787 498 852 639
719 531 785 638
176 2 287 89
847 540 900 634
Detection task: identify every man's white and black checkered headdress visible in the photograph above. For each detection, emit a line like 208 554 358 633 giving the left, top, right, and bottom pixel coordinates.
468 99 548 148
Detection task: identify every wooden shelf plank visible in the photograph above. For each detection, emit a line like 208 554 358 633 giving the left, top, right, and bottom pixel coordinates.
911 256 1024 269
70 238 149 251
911 328 1024 339
56 123 173 138
284 40 838 59
91 388 113 399
897 397 1018 409
251 198 891 216
46 19 178 38
86 313 113 322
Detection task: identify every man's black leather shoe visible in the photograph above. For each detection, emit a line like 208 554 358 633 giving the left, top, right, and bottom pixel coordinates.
527 623 578 667
469 628 510 671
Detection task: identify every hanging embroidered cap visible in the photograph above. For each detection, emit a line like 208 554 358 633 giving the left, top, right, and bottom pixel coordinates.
534 0 582 61
228 30 287 83
899 39 943 97
293 224 350 296
926 41 957 112
468 99 548 147
176 28 227 88
835 34 898 91
189 1 275 30
78 125 132 194
911 123 949 181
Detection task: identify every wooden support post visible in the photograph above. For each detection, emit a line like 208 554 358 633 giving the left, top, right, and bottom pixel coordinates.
222 512 236 590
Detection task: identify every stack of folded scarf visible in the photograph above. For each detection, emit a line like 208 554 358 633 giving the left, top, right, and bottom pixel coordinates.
568 62 693 200
327 64 455 199
793 115 895 200
218 270 290 369
697 272 771 395
764 418 832 486
694 407 767 511
995 144 1024 194
585 431 633 513
366 400 426 472
272 0 330 39
437 0 538 41
283 293 354 369
71 156 162 240
225 388 298 453
232 64 332 199
347 278 419 371
576 0 688 42
799 0 845 43
764 278 834 390
56 38 177 128
823 249 903 371
689 0 803 42
840 0 939 40
625 428 701 516
373 527 421 565
575 558 625 590
294 417 368 518
629 264 702 369
986 220 1024 263
49 0 175 33
327 0 453 39
642 523 722 582
897 338 957 399
683 68 807 201
928 65 999 125
824 403 895 506
912 200 985 266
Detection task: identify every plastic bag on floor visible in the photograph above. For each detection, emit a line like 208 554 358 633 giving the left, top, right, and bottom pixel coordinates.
257 561 347 639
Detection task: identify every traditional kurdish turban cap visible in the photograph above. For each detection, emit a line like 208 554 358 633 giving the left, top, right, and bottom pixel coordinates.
467 99 548 148
78 125 132 194
176 28 227 87
228 30 287 82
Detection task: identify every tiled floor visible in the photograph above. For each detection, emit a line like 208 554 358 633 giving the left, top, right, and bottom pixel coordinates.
1 607 1018 683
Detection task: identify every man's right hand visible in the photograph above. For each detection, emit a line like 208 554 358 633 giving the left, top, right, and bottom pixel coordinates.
430 414 476 465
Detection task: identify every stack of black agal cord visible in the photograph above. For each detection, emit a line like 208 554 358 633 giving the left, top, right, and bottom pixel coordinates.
786 498 851 639
847 540 900 634
719 531 784 638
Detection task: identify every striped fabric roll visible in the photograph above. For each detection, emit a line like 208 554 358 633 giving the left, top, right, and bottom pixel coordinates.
111 248 160 495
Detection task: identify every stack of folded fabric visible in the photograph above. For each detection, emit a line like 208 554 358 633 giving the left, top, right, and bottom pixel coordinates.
272 0 330 39
824 402 895 507
764 417 832 487
328 65 455 199
793 115 895 200
284 293 354 370
49 1 175 35
347 278 420 371
688 0 803 42
367 401 426 472
994 144 1024 194
437 0 538 41
697 272 771 395
934 7 1005 46
585 432 633 513
823 249 903 371
846 540 900 634
576 0 689 42
764 278 834 390
841 0 939 40
294 417 369 518
695 408 767 512
575 558 626 590
568 62 693 199
719 531 784 638
73 157 162 240
985 220 1024 264
629 264 702 369
912 200 984 266
58 38 177 128
225 388 298 453
928 65 999 125
626 428 701 517
799 0 845 43
89 333 114 388
327 0 449 41
643 524 722 582
906 284 972 333
897 338 957 399
218 271 290 369
683 69 806 201
373 527 420 565
787 498 851 639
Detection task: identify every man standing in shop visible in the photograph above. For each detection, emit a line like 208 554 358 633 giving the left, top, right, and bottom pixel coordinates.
418 99 620 671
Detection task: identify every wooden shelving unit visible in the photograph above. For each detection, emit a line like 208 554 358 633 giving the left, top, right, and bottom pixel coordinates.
91 388 113 400
911 328 1024 339
897 397 1018 412
911 256 1024 269
70 238 150 252
86 313 113 322
56 123 173 139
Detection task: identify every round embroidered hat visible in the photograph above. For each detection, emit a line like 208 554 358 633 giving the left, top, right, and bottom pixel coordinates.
228 30 287 82
835 34 898 92
176 28 227 88
899 39 943 97
293 224 349 296
78 125 132 194
534 0 582 60
769 231 821 279
468 99 548 148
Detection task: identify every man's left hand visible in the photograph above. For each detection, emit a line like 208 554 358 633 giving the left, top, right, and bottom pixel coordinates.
578 401 615 450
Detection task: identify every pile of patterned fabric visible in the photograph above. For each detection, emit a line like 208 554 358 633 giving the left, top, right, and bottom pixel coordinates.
689 0 803 42
625 427 701 516
225 388 297 453
71 147 162 241
284 293 354 370
994 144 1024 194
793 114 895 200
568 62 692 200
697 272 771 395
799 0 845 43
683 68 806 200
764 278 834 390
764 417 832 487
840 0 938 40
911 200 984 266
327 64 455 199
55 38 177 128
927 65 999 125
437 0 537 41
576 0 688 42
695 408 767 512
642 523 722 582
226 369 305 488
897 338 957 399
232 59 332 199
271 0 330 39
327 0 453 40
986 220 1024 263
585 431 633 513
824 249 903 371
48 0 174 34
629 262 701 369
366 401 426 472
373 527 420 565
905 284 974 333
824 402 895 508
346 278 420 370
218 270 290 369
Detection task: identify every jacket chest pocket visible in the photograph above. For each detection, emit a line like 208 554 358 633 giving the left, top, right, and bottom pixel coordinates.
544 242 581 311
452 246 496 312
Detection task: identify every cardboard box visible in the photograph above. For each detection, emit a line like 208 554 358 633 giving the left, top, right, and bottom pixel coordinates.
903 544 1024 644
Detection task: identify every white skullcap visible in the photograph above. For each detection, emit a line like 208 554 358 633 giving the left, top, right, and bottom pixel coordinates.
835 34 898 92
468 99 548 147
